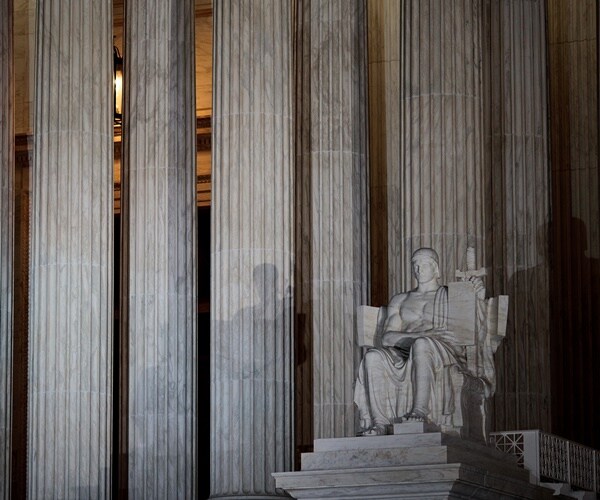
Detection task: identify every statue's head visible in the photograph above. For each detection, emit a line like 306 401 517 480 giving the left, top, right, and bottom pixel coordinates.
411 247 440 283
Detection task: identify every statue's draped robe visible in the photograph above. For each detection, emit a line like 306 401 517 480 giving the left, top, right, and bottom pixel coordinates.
354 286 467 428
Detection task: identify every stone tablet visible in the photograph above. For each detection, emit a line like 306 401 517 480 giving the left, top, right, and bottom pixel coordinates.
357 305 380 347
487 295 509 339
447 281 476 346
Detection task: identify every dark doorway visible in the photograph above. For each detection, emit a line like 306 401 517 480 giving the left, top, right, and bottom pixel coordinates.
198 206 211 497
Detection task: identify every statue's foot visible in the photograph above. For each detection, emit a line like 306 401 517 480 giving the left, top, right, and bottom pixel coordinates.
359 424 387 436
401 410 428 423
359 417 373 431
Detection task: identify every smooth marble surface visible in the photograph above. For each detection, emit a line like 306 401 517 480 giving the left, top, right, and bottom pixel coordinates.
392 421 439 435
275 432 552 499
0 0 14 496
314 432 443 452
211 1 294 496
275 464 553 499
122 0 197 497
295 0 370 445
302 440 525 480
302 445 449 471
27 1 113 497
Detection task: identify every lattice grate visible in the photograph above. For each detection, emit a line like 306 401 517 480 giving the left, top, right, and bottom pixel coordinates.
491 431 600 493
491 432 525 467
540 433 569 483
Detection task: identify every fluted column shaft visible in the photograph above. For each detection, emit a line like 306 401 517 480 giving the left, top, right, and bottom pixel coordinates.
547 0 599 446
487 0 551 435
211 1 294 496
122 0 197 497
402 0 485 287
373 0 486 291
296 0 369 441
28 1 113 497
0 0 14 496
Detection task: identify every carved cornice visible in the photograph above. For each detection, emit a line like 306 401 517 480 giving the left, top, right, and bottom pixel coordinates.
197 132 211 151
197 116 211 129
15 134 32 169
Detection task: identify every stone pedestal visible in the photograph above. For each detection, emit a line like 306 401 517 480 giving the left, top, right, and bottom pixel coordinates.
211 0 294 496
274 425 554 499
28 1 113 497
0 0 13 496
122 0 197 497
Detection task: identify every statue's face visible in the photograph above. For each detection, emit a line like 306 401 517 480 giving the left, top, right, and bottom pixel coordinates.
412 256 438 283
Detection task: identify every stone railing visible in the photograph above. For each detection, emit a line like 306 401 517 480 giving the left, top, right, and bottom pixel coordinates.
490 430 600 493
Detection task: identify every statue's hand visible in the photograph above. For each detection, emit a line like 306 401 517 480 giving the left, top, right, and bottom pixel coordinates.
469 275 486 300
382 331 401 347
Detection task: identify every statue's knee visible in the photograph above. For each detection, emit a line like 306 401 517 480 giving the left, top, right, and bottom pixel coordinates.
364 349 383 368
411 337 430 357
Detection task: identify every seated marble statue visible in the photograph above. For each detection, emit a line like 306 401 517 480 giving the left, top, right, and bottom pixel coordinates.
354 247 486 436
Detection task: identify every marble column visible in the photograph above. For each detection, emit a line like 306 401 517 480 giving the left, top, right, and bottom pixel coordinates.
211 0 294 496
485 0 552 436
122 0 197 497
370 0 486 293
295 0 369 442
0 0 14 496
28 0 113 497
547 0 599 447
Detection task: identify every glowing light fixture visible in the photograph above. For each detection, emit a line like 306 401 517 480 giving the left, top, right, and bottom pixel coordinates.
113 44 123 125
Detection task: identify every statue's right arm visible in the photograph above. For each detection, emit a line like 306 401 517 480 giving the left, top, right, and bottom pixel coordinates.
381 293 407 347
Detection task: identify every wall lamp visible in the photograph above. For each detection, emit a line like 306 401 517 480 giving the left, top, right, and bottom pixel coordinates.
113 44 123 125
